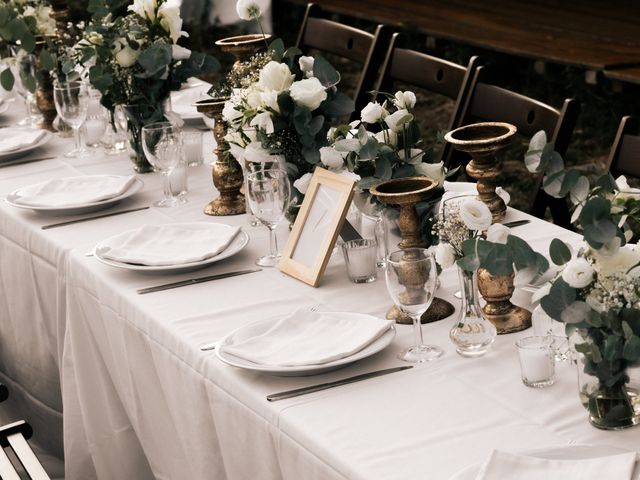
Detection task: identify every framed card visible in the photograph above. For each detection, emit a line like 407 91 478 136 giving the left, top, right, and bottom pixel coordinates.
279 168 356 287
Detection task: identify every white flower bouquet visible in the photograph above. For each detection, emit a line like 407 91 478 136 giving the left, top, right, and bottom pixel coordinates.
221 39 357 200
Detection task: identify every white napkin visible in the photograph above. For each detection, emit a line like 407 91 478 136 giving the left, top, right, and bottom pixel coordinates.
0 128 46 153
13 175 137 207
223 308 394 366
99 222 241 266
475 449 637 480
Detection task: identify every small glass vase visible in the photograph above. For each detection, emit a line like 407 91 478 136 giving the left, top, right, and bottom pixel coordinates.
121 99 170 173
575 336 640 430
449 266 497 357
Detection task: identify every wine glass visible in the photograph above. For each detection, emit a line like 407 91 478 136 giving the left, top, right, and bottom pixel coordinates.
245 169 290 267
385 248 443 362
53 80 89 157
141 122 182 207
11 52 40 127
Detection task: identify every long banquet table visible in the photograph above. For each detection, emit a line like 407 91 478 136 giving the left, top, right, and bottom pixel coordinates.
1 109 640 479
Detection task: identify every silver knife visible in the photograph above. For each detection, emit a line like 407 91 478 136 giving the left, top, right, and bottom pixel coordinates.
266 366 413 402
137 268 262 294
503 219 530 228
41 206 150 230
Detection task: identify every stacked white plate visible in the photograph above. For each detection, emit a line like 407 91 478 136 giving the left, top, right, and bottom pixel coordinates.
6 174 143 215
93 222 249 274
216 308 396 376
0 127 53 163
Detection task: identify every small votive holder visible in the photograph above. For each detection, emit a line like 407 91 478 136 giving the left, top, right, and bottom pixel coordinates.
516 336 556 388
182 130 203 167
342 239 377 283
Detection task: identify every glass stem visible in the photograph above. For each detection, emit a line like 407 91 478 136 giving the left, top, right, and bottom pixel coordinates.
412 314 424 347
163 172 173 201
73 126 82 152
268 226 279 258
25 94 34 123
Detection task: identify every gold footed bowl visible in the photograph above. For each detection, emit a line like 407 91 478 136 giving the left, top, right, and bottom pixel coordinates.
477 268 531 334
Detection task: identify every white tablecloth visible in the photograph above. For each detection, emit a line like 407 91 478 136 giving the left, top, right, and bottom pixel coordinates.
1 107 639 479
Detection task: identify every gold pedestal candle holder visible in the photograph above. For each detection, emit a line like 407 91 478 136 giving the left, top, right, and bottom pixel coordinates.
48 0 69 38
34 37 57 131
195 98 245 216
476 268 531 334
370 177 456 324
215 34 272 75
444 122 517 223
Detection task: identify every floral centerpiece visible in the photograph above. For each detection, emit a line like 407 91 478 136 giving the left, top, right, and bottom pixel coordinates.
221 40 357 213
520 131 640 429
0 0 57 92
75 0 219 171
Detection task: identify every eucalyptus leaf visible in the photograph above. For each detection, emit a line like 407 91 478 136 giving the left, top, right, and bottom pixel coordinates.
549 238 572 265
312 55 339 87
623 336 640 362
0 68 14 91
540 278 576 321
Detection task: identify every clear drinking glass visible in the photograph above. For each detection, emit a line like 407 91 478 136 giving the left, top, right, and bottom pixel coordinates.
11 52 40 127
385 248 443 362
141 122 183 208
245 169 290 267
83 89 108 148
53 80 89 158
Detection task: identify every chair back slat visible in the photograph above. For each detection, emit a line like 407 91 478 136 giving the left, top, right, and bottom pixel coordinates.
7 433 50 480
301 17 374 62
607 116 640 179
0 448 21 480
387 47 467 100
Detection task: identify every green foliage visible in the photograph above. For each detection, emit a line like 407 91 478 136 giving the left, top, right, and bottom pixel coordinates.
549 238 572 265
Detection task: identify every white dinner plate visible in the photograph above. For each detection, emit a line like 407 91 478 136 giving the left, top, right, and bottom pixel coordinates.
216 318 396 376
93 229 249 274
448 445 640 480
0 130 53 162
5 177 144 215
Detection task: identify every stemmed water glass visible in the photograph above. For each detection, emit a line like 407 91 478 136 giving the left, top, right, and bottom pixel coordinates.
245 169 290 267
141 122 183 207
53 80 89 157
385 248 443 362
11 52 40 127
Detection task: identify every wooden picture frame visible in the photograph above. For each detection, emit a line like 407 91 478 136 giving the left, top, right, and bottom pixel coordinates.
279 168 356 287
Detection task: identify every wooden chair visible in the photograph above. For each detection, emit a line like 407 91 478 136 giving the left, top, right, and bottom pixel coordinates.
605 116 640 179
448 66 580 228
0 385 52 480
374 33 481 161
295 3 392 115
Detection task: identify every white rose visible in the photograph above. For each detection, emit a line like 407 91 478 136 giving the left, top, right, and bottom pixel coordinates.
245 87 263 109
459 198 492 231
402 148 424 165
593 245 640 278
415 161 445 187
561 258 594 289
128 0 157 21
258 61 294 93
289 77 327 110
319 146 344 169
393 90 416 109
486 223 510 244
243 142 283 164
171 44 191 60
158 2 188 43
228 143 245 163
360 102 387 124
616 175 640 200
495 186 511 206
384 108 412 133
235 0 268 20
293 172 313 194
222 102 243 125
299 55 314 77
373 129 397 146
435 242 455 269
260 90 280 113
249 111 274 134
115 45 139 68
